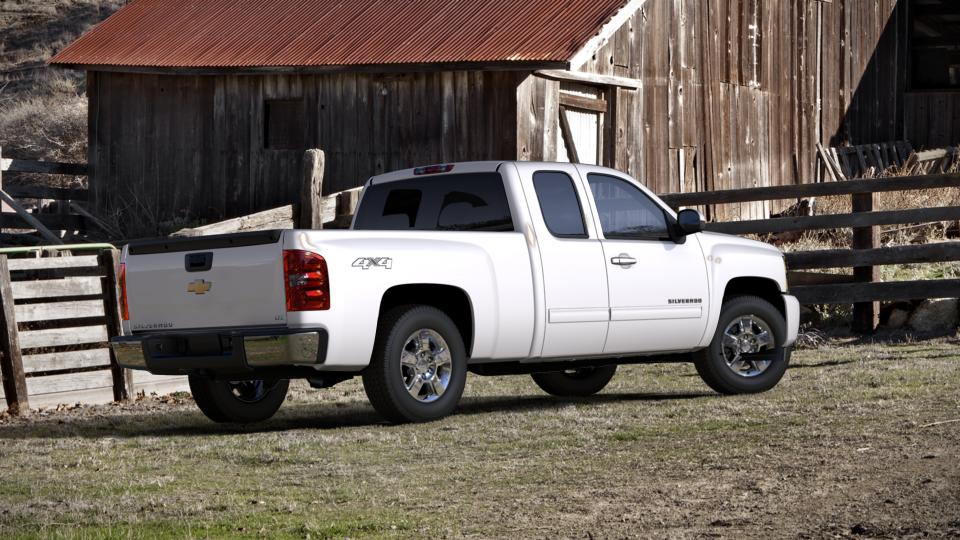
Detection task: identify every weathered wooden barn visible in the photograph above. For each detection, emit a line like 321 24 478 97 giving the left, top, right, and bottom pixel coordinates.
50 0 960 233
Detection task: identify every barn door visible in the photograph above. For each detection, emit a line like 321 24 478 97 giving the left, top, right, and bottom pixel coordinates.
557 83 609 166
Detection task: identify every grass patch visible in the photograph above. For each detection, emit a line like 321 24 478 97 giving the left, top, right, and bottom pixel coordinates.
1 340 958 538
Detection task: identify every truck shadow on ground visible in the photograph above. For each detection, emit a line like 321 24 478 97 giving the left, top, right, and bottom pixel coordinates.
0 391 711 440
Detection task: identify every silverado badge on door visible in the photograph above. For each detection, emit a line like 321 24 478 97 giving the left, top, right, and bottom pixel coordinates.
187 279 212 295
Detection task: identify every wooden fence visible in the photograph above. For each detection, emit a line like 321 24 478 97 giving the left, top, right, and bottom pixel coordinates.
660 173 960 332
0 250 183 413
0 146 98 244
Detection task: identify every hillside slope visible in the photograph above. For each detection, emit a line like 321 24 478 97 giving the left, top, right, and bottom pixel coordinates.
0 0 121 164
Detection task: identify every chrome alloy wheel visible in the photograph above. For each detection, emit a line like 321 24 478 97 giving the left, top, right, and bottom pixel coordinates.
400 329 453 403
721 315 776 378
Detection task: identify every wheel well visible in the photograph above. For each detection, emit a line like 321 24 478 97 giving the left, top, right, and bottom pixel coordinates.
722 277 785 317
379 284 474 356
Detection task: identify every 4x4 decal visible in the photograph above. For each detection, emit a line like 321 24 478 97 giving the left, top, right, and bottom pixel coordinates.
352 257 393 270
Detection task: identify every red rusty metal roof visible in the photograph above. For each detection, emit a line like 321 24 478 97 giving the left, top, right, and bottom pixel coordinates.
50 0 632 69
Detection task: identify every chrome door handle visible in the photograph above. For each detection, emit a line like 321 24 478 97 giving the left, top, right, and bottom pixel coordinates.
611 254 637 266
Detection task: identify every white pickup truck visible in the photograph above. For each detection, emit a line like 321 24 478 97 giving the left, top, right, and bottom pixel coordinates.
112 161 799 424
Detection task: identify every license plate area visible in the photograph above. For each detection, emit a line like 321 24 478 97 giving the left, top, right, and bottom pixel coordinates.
145 335 233 359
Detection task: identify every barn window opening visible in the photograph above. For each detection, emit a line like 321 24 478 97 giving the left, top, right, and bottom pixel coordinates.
264 99 305 150
556 82 608 166
909 0 960 91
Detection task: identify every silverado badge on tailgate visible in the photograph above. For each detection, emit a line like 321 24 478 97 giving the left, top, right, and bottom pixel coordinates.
187 279 212 295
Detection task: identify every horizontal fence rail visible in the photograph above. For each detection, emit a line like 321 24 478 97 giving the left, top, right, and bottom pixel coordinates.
0 158 88 176
785 243 960 270
0 148 92 245
705 206 960 235
658 173 960 207
657 172 960 330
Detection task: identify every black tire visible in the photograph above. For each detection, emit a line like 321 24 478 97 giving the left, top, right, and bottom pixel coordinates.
188 376 289 423
695 295 789 395
531 365 617 397
362 305 467 423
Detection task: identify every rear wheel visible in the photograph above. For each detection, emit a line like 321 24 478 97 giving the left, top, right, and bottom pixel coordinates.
362 306 467 423
188 376 289 423
694 295 788 395
531 365 617 397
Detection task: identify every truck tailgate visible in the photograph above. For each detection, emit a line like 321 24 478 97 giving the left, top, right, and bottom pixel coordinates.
125 231 287 332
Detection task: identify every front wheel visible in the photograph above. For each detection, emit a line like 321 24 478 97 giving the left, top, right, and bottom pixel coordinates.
694 295 789 395
362 306 467 423
188 376 289 423
531 365 617 397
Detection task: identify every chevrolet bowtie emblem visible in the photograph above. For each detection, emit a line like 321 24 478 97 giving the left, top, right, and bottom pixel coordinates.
187 279 212 295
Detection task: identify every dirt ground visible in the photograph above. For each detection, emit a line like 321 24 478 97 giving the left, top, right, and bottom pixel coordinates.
0 339 958 539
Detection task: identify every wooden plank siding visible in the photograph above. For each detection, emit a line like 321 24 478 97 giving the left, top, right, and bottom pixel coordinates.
551 0 918 219
89 71 521 236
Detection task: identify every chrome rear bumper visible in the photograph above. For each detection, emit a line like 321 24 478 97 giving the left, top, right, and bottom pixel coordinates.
110 329 327 375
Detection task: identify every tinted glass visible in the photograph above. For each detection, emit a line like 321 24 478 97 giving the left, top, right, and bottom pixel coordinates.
533 171 587 238
587 173 668 239
354 172 514 232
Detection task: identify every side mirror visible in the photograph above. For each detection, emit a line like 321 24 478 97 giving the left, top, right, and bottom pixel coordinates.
676 209 704 235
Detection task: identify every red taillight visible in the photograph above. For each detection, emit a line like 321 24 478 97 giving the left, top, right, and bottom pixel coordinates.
283 250 330 311
118 262 130 321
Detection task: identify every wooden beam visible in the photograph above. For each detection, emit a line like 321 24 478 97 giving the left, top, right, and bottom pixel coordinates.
704 206 960 235
18 325 109 350
851 189 880 332
0 212 85 231
99 250 130 401
558 106 580 164
559 93 608 113
792 279 960 305
786 242 960 270
11 276 103 300
816 143 841 181
14 300 105 323
0 256 29 414
171 205 295 237
299 149 325 230
535 69 642 90
2 184 89 201
787 272 857 287
0 158 88 176
6 255 100 271
658 173 960 207
0 189 63 244
22 349 111 374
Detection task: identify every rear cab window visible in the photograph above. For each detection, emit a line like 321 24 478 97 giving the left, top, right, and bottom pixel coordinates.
354 172 515 232
532 171 587 238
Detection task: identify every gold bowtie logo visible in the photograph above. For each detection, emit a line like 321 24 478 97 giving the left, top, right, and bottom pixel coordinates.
187 279 212 295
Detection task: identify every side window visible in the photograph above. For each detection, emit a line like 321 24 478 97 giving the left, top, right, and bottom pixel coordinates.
354 172 514 232
532 171 587 238
587 173 669 239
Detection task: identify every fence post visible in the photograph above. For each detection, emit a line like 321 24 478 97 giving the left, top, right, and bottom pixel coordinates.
99 250 131 401
0 255 29 414
300 149 325 230
851 191 880 332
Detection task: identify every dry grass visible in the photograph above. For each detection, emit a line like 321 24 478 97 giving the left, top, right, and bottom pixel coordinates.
0 341 958 539
0 0 122 165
